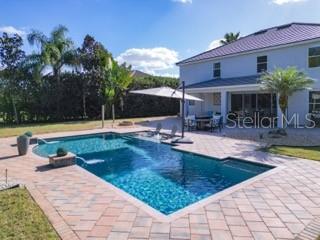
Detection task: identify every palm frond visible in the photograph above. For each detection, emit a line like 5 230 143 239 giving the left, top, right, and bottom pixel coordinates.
260 67 314 99
51 25 68 42
43 44 61 65
27 30 48 48
221 32 240 45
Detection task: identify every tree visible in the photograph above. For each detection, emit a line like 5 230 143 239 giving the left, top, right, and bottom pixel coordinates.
0 32 25 123
75 35 109 118
0 27 180 124
86 41 113 125
105 61 132 122
260 67 314 128
27 25 75 119
220 32 240 45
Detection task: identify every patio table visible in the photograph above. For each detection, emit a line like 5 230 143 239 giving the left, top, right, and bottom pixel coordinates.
196 118 211 130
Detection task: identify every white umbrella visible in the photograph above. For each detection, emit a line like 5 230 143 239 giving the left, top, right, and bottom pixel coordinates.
130 87 203 101
130 84 200 144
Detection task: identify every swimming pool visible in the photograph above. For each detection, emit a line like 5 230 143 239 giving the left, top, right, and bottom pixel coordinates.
33 133 273 215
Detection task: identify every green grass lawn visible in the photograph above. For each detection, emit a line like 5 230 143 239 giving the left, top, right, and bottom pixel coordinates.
266 145 320 161
0 117 149 138
0 187 59 240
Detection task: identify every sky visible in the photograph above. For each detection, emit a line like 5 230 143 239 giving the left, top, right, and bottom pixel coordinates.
1 0 320 77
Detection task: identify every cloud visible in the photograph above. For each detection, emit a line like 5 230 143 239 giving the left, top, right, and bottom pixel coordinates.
116 47 179 75
208 39 223 50
271 0 307 5
0 26 26 36
172 0 192 4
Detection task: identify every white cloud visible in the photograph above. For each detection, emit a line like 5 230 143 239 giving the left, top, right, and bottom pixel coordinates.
172 0 192 4
116 47 179 75
207 39 223 50
272 0 307 5
0 26 26 36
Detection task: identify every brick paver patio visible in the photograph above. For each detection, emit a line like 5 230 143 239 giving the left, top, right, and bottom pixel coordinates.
1 123 320 240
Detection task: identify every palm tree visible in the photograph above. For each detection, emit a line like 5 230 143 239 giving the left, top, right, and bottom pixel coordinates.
260 67 314 128
220 32 240 45
27 25 75 119
104 61 132 124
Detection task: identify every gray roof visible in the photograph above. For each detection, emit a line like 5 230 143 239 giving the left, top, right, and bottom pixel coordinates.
178 23 320 65
185 75 259 89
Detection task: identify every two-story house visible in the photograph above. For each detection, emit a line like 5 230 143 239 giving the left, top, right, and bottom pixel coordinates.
177 23 320 127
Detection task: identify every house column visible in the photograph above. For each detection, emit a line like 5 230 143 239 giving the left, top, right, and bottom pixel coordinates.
221 90 228 123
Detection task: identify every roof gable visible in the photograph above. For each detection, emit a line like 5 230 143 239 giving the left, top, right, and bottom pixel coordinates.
177 23 320 65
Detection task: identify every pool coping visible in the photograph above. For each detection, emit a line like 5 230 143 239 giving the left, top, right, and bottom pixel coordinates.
31 131 285 223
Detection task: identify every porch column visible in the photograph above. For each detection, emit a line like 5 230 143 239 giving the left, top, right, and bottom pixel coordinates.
277 94 283 128
221 90 228 123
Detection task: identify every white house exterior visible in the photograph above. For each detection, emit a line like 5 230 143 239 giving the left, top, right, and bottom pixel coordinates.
177 23 320 127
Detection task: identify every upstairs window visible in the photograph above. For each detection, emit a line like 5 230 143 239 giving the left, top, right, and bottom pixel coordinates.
309 91 320 113
309 47 320 68
257 56 268 73
213 62 221 78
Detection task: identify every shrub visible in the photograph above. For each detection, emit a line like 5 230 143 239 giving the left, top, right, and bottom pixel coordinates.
56 148 68 157
24 131 33 137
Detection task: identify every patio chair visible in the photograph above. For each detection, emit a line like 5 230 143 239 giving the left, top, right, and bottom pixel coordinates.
217 115 223 132
162 125 178 140
154 122 162 135
147 122 162 136
185 115 197 131
206 115 223 132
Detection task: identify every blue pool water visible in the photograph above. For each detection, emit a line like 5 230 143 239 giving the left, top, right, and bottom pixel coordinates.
33 133 272 215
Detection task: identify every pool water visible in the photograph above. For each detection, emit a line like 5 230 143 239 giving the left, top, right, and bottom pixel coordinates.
33 133 272 215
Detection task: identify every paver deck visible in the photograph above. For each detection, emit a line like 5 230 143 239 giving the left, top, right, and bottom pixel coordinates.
1 124 320 240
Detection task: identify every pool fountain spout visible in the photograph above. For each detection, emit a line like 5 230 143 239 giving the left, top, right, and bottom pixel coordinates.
37 138 60 145
76 156 105 166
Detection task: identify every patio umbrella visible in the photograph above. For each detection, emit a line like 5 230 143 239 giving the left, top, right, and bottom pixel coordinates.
130 82 203 143
130 87 203 101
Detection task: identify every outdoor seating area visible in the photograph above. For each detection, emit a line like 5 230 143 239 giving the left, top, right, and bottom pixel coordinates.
1 0 320 237
139 123 179 140
185 112 223 132
2 123 320 240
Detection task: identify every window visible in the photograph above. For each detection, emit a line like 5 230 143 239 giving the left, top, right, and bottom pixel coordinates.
213 62 221 78
213 93 221 105
188 100 195 106
309 91 320 113
309 47 320 68
257 56 267 73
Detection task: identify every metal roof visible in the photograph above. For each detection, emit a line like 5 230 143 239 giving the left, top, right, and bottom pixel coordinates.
185 75 260 89
177 23 320 65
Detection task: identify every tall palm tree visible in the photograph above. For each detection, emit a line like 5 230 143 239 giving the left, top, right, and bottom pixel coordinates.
27 25 75 119
220 32 240 45
260 67 314 128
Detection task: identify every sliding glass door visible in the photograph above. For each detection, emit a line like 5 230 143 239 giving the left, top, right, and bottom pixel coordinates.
231 93 277 117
